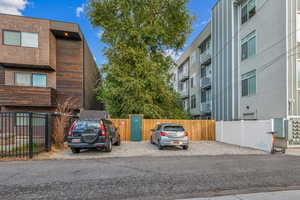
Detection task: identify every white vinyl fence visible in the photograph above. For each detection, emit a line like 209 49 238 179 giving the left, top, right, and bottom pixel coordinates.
216 120 274 152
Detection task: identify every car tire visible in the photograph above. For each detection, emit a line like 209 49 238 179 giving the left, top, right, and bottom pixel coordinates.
182 145 189 150
105 139 112 152
158 142 164 150
115 136 121 146
150 136 154 144
71 148 80 154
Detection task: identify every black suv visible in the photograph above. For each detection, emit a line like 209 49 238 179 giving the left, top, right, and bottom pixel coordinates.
67 119 121 153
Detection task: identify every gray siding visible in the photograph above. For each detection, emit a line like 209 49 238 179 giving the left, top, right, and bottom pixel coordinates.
173 0 297 121
239 0 287 120
212 0 239 121
288 0 300 116
174 23 212 118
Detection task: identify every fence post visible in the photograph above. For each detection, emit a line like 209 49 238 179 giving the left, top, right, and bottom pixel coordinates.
28 112 33 159
45 114 50 152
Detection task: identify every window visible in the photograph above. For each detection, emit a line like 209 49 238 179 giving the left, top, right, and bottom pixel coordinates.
191 95 196 109
241 70 256 96
201 67 206 78
201 89 211 103
3 30 21 46
15 73 47 87
164 126 184 132
191 77 194 88
179 82 183 91
199 38 211 54
21 32 38 48
241 5 248 24
3 30 38 48
15 73 31 86
241 31 256 60
190 51 197 65
32 74 47 87
241 0 256 24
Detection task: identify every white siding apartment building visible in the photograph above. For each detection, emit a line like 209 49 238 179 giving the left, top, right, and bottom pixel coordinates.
173 0 300 121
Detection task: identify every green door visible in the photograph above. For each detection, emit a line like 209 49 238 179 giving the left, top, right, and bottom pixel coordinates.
130 115 142 141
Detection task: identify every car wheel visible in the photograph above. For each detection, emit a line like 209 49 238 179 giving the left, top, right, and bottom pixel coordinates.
71 148 80 154
158 142 164 150
182 145 189 150
105 139 112 152
150 136 155 144
115 136 121 146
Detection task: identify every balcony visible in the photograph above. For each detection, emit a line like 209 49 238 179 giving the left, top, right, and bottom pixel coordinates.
200 76 211 88
199 48 212 65
200 101 212 114
178 72 189 82
0 85 56 107
179 90 189 99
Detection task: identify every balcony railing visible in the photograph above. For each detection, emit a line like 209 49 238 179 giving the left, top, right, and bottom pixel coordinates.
199 48 212 65
179 90 189 99
0 85 56 107
200 101 212 114
200 76 211 88
178 71 189 82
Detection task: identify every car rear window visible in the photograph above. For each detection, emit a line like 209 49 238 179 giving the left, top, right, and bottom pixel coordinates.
74 121 100 130
163 126 184 131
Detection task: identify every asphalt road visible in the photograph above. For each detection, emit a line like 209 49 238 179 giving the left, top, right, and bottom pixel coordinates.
0 155 300 200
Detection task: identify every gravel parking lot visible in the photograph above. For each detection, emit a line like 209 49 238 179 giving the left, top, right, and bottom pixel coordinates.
45 141 267 160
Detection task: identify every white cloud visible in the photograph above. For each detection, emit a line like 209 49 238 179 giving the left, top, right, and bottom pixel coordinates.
0 0 28 15
76 4 84 17
164 49 183 62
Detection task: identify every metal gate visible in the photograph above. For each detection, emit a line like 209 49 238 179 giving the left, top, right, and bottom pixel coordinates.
130 115 142 141
0 112 51 158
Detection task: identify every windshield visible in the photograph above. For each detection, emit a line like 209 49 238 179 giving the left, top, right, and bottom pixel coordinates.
73 121 100 130
163 126 184 131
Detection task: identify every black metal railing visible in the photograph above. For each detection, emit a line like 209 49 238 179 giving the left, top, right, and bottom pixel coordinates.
0 112 51 158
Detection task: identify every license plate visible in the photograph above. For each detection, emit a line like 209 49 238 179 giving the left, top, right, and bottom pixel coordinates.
72 139 81 143
173 141 182 145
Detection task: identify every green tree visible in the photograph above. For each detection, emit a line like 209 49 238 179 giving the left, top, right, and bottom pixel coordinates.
88 0 193 119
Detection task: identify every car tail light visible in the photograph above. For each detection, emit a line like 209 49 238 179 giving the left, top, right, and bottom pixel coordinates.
68 122 76 137
100 120 107 136
160 132 167 136
184 132 189 137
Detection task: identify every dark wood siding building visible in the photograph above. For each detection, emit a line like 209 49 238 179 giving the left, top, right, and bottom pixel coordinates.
0 14 101 113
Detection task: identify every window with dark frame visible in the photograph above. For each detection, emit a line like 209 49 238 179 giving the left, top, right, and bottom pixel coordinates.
201 89 211 103
241 0 256 24
241 70 256 97
191 95 196 109
15 72 47 87
241 31 256 61
201 67 207 78
3 30 38 48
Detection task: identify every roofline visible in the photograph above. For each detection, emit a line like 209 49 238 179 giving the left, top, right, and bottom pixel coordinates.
175 21 212 65
0 13 97 65
0 13 80 26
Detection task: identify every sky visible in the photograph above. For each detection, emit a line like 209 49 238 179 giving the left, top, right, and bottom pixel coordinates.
0 0 217 66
